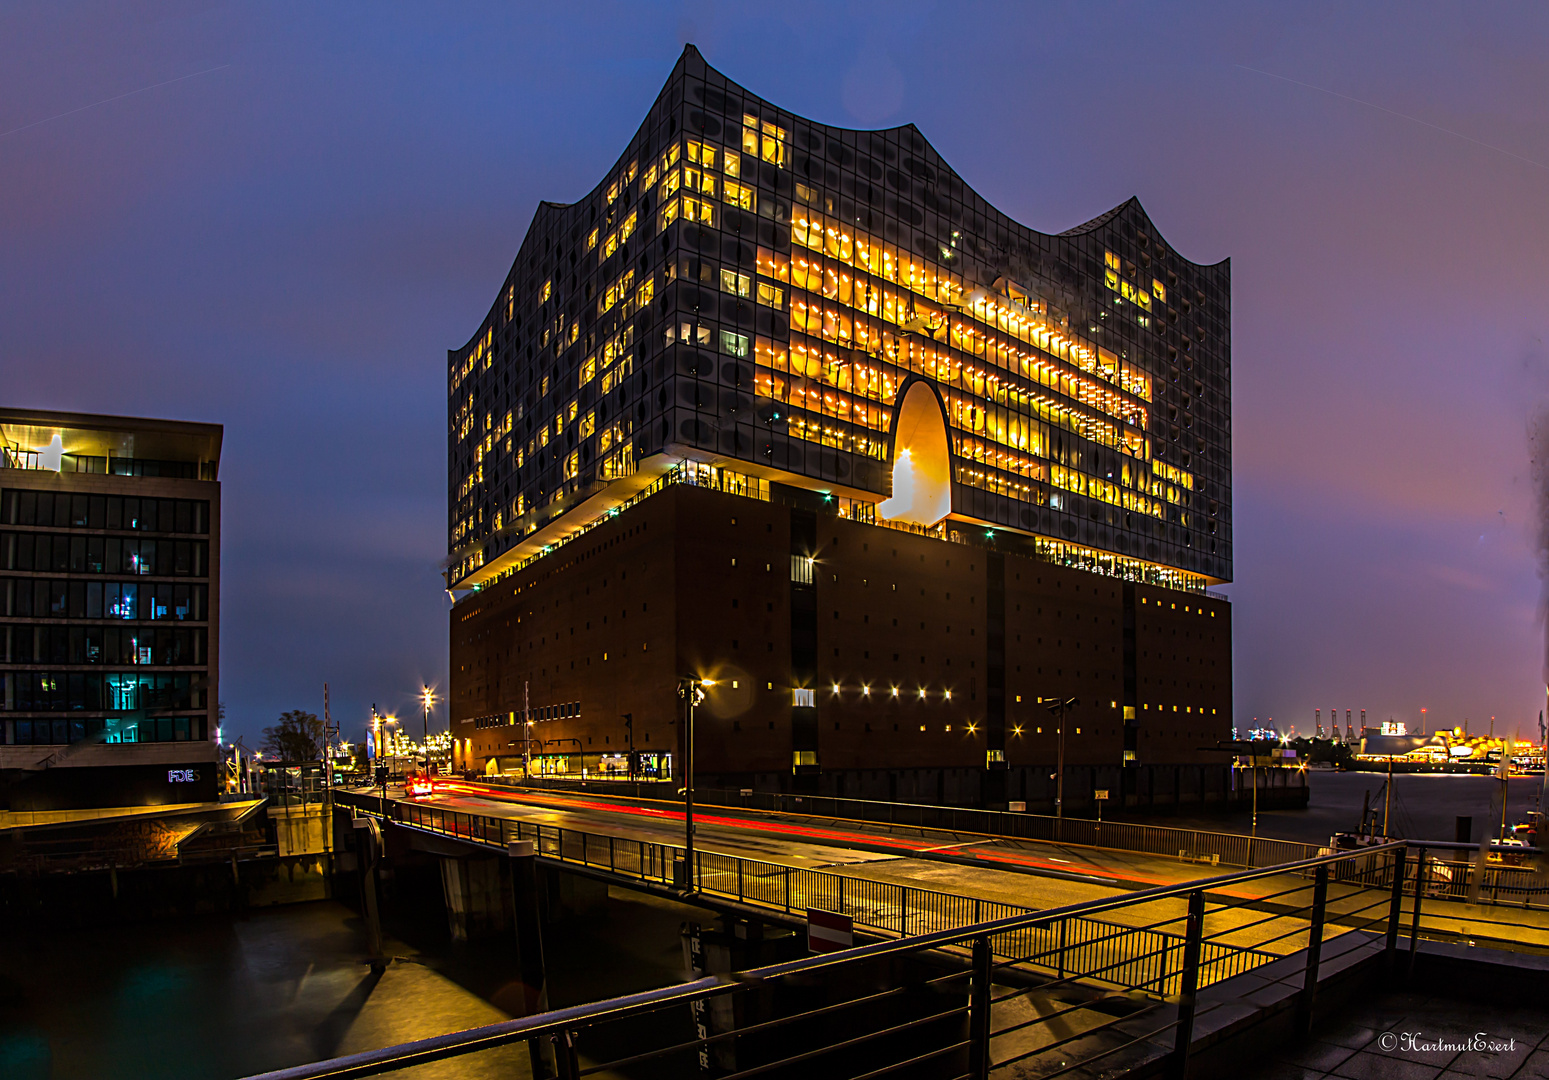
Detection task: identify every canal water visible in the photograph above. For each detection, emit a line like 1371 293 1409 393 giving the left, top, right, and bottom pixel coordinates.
1162 770 1548 844
0 884 718 1080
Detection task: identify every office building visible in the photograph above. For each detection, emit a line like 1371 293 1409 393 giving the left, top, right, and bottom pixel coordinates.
446 48 1232 808
1 408 221 811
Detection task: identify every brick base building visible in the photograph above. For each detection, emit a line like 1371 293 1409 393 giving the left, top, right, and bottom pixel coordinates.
450 472 1230 809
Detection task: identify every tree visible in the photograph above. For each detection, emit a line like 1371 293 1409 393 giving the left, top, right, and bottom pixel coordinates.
262 710 325 761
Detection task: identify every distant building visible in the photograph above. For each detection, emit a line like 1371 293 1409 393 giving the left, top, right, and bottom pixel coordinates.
0 408 221 811
445 48 1233 808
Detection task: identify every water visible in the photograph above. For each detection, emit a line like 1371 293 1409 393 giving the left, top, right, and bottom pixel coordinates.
1165 770 1548 844
0 886 707 1080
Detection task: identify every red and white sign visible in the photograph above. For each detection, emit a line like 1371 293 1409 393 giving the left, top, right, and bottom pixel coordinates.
807 908 853 954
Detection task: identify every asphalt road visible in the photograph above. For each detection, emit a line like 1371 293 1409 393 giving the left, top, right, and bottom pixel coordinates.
398 782 1549 954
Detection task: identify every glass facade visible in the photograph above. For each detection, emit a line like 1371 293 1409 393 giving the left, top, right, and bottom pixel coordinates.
447 46 1229 595
0 414 219 749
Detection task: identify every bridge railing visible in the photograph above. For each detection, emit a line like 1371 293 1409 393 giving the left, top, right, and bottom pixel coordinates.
245 833 1419 1080
504 776 1322 868
352 790 1303 991
491 777 1549 905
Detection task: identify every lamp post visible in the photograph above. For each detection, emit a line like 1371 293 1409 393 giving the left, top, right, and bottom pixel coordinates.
420 687 435 776
381 714 400 792
622 713 635 783
677 677 713 890
371 704 386 816
1043 697 1078 840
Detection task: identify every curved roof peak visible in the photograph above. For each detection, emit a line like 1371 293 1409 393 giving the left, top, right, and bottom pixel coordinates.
674 47 1221 268
1060 196 1143 236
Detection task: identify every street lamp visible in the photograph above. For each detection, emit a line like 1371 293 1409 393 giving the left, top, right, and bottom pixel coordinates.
622 712 636 782
677 676 713 889
1043 697 1079 840
371 704 386 815
421 687 435 776
381 714 400 785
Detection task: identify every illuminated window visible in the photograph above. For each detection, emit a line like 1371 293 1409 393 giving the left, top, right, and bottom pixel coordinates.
723 179 755 210
563 451 579 479
687 140 716 169
580 411 595 439
756 282 785 308
793 688 815 707
1104 251 1120 271
579 358 596 387
540 280 552 302
719 330 749 357
743 114 786 166
585 228 598 251
602 269 635 312
724 150 741 178
681 195 715 225
657 198 680 231
1152 279 1167 302
720 269 751 297
684 165 716 198
792 750 817 767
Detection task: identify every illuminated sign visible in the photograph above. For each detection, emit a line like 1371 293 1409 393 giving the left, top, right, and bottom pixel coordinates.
167 768 200 783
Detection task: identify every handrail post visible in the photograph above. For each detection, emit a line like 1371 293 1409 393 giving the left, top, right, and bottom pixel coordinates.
1059 919 1068 980
1408 845 1426 977
1171 889 1205 1080
901 886 909 936
968 935 992 1080
551 1029 580 1080
1384 846 1408 974
1297 863 1329 1036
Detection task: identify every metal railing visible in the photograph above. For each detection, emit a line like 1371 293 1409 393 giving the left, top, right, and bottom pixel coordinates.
244 836 1414 1080
493 777 1320 868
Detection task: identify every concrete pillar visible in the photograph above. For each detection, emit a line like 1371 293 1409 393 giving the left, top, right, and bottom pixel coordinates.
439 856 509 942
683 920 738 1072
351 817 386 972
508 841 555 1079
547 867 609 921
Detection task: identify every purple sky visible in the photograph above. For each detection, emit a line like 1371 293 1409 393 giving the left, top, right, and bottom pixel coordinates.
5 3 1548 747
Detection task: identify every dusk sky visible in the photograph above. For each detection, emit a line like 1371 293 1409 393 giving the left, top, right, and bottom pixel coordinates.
5 3 1548 747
